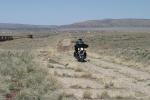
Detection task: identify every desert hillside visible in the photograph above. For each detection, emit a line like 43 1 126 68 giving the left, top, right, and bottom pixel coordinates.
60 19 150 28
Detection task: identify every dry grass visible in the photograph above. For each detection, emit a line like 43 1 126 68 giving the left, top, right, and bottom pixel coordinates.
99 91 110 99
104 81 114 89
80 72 93 79
1 31 150 100
74 67 83 72
78 32 150 67
62 73 73 78
113 94 136 100
83 90 92 99
59 92 76 100
70 85 83 89
54 71 73 78
47 64 54 68
0 51 60 100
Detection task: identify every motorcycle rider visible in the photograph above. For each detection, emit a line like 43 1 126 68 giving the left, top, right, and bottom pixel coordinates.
74 38 88 55
75 39 84 53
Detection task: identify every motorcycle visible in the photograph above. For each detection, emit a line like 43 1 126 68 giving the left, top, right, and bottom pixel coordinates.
74 47 87 62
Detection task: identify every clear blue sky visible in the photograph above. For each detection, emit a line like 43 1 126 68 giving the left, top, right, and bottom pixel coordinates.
0 0 149 25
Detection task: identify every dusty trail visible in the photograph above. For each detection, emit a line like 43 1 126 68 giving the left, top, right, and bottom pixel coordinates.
38 48 150 100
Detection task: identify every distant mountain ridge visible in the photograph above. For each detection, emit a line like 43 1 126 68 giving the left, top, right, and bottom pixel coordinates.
0 23 57 29
0 19 150 32
0 23 58 32
60 19 150 28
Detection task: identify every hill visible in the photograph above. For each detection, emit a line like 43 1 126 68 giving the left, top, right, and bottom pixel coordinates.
60 19 150 28
1 19 150 32
0 23 57 32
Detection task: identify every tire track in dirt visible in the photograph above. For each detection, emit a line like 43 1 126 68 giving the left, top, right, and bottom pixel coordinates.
39 47 150 100
89 58 150 96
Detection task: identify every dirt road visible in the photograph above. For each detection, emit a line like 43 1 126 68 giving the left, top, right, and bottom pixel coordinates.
34 38 150 100
37 47 150 100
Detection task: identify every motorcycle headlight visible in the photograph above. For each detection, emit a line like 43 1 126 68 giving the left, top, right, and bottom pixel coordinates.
81 48 84 50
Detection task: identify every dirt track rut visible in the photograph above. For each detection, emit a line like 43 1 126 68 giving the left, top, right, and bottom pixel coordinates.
39 50 150 100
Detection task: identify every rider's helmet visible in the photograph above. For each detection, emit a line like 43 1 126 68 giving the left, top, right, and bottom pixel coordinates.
77 38 84 44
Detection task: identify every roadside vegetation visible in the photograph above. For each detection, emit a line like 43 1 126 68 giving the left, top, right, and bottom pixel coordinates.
73 32 150 68
0 51 60 100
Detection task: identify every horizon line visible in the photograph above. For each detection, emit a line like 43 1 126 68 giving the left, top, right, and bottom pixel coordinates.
0 18 150 26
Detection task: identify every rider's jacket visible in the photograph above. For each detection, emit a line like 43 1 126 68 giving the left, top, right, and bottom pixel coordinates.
74 39 88 52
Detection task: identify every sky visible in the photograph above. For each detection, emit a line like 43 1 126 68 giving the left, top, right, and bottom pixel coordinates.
0 0 149 25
